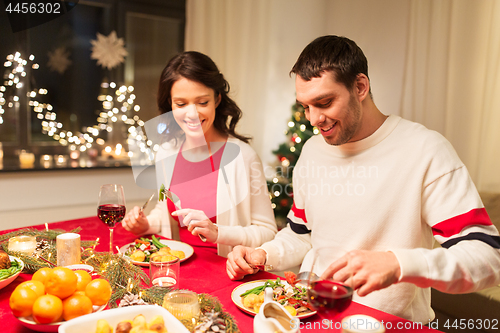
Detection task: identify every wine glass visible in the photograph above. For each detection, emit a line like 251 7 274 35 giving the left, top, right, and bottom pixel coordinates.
97 184 126 252
306 247 354 317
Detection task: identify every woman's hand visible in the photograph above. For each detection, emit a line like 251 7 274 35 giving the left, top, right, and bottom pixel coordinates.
172 209 218 243
122 206 150 235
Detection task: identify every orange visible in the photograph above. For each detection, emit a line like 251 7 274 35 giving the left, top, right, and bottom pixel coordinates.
85 279 112 306
9 287 38 317
44 267 77 299
32 267 53 285
32 294 63 324
74 270 92 291
62 294 93 321
16 280 45 298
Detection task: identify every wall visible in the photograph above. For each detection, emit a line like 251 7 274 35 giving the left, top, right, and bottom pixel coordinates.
0 167 154 230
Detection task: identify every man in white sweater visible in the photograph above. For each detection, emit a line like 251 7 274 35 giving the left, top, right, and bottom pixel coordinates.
226 35 500 323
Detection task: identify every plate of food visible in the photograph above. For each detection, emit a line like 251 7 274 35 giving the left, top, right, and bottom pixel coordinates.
16 304 107 333
119 235 194 266
231 277 317 319
0 254 24 290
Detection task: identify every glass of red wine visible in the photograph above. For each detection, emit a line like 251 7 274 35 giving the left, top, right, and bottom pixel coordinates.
306 247 354 317
97 184 126 252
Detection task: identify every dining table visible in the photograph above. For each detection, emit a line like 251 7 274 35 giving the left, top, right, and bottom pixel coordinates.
0 216 442 333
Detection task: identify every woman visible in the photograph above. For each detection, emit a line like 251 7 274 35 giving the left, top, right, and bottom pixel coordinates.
122 51 277 257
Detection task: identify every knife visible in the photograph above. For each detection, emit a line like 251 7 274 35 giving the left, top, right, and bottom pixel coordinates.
161 188 207 242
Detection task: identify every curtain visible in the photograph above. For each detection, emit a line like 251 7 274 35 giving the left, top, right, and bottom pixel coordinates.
401 0 500 192
185 0 500 192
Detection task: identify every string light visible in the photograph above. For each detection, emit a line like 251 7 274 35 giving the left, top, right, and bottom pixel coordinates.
1 52 153 159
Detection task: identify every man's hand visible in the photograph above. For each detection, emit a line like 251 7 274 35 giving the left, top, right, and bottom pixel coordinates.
226 246 267 280
321 250 401 297
122 206 150 235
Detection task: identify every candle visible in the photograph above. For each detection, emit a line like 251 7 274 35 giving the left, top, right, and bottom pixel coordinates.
19 150 35 169
8 235 37 254
69 150 80 160
40 154 53 168
56 233 81 267
54 154 68 167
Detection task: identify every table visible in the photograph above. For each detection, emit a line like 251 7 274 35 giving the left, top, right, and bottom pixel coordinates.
0 217 441 332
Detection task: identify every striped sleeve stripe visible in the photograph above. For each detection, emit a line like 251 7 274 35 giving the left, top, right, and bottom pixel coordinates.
432 208 492 237
441 233 500 249
291 203 308 223
287 218 311 234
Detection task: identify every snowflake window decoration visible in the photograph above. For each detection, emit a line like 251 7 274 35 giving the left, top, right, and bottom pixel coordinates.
47 47 72 74
90 31 128 70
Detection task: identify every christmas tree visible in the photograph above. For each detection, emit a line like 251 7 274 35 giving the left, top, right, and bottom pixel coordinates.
267 102 318 228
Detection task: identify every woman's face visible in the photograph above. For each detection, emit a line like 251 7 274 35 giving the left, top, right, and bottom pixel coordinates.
170 77 220 141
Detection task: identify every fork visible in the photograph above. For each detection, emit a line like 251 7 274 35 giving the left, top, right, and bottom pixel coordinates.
140 194 155 212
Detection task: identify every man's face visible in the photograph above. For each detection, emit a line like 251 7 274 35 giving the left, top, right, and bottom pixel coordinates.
295 72 362 146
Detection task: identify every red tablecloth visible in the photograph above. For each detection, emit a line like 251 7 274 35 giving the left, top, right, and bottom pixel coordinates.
0 217 441 332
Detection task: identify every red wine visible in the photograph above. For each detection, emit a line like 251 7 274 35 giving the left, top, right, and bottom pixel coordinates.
98 204 126 227
307 280 353 314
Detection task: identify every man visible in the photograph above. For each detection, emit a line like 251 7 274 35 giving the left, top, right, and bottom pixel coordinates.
226 35 500 323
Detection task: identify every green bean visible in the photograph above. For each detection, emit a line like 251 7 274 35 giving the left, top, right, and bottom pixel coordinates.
0 262 21 280
151 235 166 249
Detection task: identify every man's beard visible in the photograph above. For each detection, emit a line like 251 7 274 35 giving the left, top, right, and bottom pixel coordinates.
324 94 361 146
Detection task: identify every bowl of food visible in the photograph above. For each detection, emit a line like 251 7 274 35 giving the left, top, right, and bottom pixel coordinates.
0 254 24 290
59 305 190 333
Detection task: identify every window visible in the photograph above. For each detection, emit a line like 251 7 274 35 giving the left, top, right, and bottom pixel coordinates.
0 0 185 171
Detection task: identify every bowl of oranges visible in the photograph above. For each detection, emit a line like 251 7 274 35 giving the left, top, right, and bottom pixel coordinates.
9 266 111 332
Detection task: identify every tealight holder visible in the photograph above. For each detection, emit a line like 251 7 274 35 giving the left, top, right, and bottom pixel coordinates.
162 290 200 322
56 233 81 267
8 235 37 254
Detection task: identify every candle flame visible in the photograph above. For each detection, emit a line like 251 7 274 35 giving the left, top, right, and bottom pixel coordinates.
45 223 49 231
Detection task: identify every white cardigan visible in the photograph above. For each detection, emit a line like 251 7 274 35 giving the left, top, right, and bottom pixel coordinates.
144 136 277 257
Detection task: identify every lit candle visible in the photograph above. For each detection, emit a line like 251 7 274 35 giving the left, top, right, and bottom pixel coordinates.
19 150 35 168
40 154 53 168
56 233 81 267
8 235 37 254
54 154 67 167
69 150 80 160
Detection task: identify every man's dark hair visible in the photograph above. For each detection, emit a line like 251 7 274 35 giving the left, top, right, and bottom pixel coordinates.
290 35 370 94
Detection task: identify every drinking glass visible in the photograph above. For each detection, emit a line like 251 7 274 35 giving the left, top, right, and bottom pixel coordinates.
97 184 126 252
306 247 354 317
150 255 180 289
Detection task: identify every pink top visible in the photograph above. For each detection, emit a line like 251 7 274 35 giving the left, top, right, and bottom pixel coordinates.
167 143 226 251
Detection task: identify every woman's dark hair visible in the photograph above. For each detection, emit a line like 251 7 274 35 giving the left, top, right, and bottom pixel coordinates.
157 51 250 143
290 35 371 96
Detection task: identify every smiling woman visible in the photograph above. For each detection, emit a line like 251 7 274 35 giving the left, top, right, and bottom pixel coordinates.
121 51 277 257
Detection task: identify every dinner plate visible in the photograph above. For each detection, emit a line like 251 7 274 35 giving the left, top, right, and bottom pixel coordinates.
16 304 106 332
119 239 194 266
231 279 317 319
0 255 24 290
